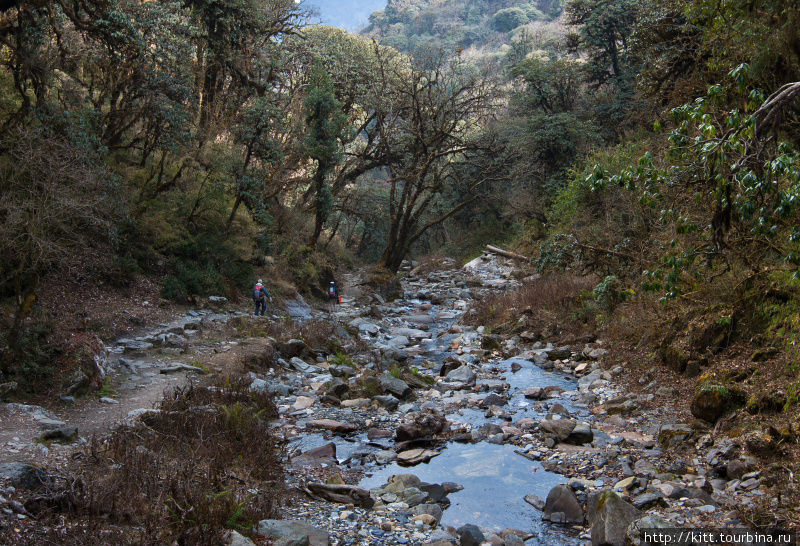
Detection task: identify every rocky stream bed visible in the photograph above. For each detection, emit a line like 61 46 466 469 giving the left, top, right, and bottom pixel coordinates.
0 254 775 545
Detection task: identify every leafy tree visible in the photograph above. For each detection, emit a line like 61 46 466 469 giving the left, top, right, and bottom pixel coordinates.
566 0 637 87
303 62 349 247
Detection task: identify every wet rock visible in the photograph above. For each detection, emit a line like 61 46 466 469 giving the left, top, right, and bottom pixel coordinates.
307 419 358 434
590 491 640 546
539 418 577 442
543 484 584 523
398 449 439 466
379 373 411 399
524 494 545 510
254 519 329 546
412 503 443 524
457 524 485 546
481 393 507 407
523 387 545 400
566 423 594 445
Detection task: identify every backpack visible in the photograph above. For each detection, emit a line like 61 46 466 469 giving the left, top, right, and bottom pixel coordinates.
329 285 336 296
253 287 262 301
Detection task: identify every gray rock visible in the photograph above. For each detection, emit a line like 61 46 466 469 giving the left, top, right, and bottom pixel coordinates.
374 394 400 411
539 418 577 442
626 515 671 546
591 491 641 546
159 363 205 374
412 503 443 524
40 426 78 442
289 357 319 374
524 494 545 511
278 339 308 358
249 378 268 393
329 365 357 378
223 530 256 546
446 365 476 384
254 520 329 546
632 492 666 510
457 524 485 546
566 423 593 445
0 462 50 488
379 373 411 399
543 484 584 523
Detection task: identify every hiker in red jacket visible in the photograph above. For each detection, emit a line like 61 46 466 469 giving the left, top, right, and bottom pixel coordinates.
253 279 272 316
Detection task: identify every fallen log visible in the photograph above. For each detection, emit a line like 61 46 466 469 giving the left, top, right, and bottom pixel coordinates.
304 483 375 508
486 245 531 262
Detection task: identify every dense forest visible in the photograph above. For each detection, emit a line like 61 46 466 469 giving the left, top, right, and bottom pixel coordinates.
1 0 799 541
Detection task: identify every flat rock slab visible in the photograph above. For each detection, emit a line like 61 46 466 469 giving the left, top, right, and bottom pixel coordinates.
160 364 205 374
307 419 358 434
397 448 439 466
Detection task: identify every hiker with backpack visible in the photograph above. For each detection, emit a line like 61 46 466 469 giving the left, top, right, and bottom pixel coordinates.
253 279 272 316
327 281 340 313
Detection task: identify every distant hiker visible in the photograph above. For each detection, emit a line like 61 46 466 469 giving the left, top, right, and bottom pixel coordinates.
253 279 272 316
327 281 340 312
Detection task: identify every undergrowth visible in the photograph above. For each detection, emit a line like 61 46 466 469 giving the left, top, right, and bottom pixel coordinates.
0 375 283 545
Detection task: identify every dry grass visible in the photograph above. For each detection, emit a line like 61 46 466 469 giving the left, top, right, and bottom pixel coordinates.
1 375 283 545
466 273 598 339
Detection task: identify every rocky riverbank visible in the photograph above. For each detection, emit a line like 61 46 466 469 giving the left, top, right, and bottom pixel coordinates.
0 254 779 545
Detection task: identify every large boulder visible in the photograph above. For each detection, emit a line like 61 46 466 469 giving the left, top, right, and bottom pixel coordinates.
590 491 640 546
690 383 744 422
396 410 448 441
379 372 411 399
0 462 51 489
539 418 577 442
543 484 584 524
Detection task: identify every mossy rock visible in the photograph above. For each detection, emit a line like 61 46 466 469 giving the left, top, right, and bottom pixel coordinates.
659 343 689 374
690 382 746 422
746 391 787 414
750 347 780 362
